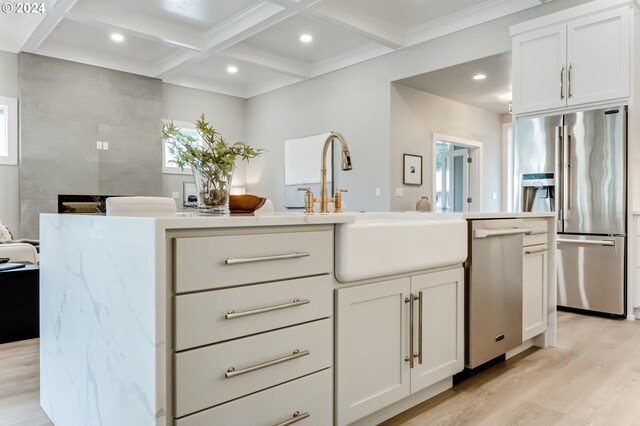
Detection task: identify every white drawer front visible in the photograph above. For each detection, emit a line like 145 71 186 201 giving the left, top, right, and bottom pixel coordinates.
175 369 332 426
174 319 332 417
524 232 548 247
174 230 333 293
175 275 332 350
523 218 548 232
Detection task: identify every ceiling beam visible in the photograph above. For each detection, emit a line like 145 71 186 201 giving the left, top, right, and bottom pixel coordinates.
21 0 79 52
155 1 295 78
222 44 311 79
65 1 204 52
270 0 406 49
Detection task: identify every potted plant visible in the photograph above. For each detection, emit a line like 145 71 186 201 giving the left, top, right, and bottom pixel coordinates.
162 114 263 214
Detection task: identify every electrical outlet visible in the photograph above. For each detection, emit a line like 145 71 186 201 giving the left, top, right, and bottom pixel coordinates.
102 141 109 150
96 141 103 150
375 188 381 197
395 188 403 197
171 192 179 199
491 192 497 200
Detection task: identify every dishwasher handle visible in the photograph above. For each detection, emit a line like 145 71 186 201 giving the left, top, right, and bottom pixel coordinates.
557 238 615 247
474 228 532 239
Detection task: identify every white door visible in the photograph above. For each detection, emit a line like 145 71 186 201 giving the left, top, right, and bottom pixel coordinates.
410 268 464 393
522 247 548 341
441 148 469 212
512 24 567 114
567 8 629 106
335 278 411 426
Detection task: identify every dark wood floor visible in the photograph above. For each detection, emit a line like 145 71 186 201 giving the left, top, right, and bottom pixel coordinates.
1 312 639 425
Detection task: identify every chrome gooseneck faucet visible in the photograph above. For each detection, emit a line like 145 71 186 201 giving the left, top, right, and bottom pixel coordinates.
298 132 352 213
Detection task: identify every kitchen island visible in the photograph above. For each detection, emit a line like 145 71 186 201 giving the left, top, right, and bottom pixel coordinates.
39 211 555 426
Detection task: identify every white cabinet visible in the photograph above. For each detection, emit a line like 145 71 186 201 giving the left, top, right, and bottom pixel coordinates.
522 219 548 341
513 7 630 114
335 268 464 426
522 245 548 340
172 227 334 424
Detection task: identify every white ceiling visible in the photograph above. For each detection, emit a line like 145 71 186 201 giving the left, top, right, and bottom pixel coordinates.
0 0 545 98
396 52 513 115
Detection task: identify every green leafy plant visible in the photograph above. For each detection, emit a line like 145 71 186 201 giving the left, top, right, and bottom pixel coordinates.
162 114 264 206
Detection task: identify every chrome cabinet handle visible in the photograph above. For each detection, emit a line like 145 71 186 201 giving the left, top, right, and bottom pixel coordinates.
524 247 548 255
226 298 310 320
474 228 532 238
275 411 310 426
568 63 573 98
557 238 615 247
225 251 310 265
560 65 565 99
225 349 310 378
405 295 414 368
417 292 423 365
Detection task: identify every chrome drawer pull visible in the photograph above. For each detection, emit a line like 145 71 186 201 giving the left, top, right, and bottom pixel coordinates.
225 349 310 378
225 251 311 265
557 238 615 247
474 228 532 238
274 411 311 426
226 299 311 319
524 247 548 255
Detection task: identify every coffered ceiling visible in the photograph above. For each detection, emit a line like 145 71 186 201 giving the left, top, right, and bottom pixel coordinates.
0 0 546 98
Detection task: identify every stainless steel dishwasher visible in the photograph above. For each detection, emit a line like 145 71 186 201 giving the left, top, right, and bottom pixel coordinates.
465 218 531 369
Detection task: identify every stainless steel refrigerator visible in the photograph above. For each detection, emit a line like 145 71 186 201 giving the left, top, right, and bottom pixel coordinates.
513 106 627 316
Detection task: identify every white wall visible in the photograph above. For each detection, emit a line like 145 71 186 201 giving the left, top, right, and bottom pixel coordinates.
161 83 246 209
0 51 19 235
245 1 582 212
390 84 503 212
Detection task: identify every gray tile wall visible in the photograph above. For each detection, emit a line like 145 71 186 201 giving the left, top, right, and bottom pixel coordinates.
19 53 163 238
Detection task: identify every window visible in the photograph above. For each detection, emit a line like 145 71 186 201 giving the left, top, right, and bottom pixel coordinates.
162 120 201 174
0 97 17 165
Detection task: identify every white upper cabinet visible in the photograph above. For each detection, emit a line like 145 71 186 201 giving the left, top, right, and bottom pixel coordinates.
513 24 567 114
513 6 630 115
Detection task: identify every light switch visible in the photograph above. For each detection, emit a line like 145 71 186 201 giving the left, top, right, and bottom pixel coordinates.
395 188 403 197
96 141 103 150
375 188 381 197
491 192 497 200
172 192 179 199
102 141 109 150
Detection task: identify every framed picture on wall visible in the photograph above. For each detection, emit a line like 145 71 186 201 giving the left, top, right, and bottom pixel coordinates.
403 154 422 186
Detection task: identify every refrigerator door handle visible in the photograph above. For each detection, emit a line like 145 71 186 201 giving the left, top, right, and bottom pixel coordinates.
557 238 615 247
562 125 571 225
556 125 563 226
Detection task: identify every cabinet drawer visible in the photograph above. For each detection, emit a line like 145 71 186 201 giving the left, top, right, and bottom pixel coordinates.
523 218 548 234
175 275 332 350
524 232 547 247
174 319 332 417
175 368 332 426
174 230 333 293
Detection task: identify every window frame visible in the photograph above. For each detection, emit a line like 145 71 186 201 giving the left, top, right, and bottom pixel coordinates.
0 96 18 166
162 120 200 175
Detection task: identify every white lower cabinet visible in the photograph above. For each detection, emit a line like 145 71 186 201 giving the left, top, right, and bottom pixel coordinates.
522 245 548 340
175 369 333 426
335 268 464 426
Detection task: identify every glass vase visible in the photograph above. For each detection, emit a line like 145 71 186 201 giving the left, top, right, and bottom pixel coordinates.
191 162 235 215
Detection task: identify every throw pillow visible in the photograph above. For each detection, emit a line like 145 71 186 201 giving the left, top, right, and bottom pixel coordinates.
0 221 13 242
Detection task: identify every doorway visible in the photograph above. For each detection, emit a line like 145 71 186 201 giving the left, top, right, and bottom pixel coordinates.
432 133 482 212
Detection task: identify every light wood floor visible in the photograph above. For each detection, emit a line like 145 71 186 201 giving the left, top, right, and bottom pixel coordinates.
1 312 639 425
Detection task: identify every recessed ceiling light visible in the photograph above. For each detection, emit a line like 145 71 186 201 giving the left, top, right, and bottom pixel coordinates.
300 34 313 43
473 74 487 80
110 33 124 42
227 66 238 74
